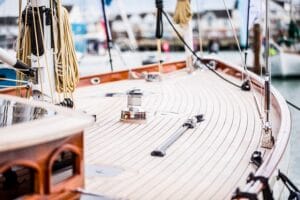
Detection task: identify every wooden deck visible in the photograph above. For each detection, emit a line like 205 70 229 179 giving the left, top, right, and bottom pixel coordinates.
75 69 282 199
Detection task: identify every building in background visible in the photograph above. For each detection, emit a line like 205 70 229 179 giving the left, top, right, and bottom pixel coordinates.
0 0 296 51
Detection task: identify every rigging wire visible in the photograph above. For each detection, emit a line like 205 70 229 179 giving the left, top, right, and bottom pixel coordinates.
161 10 300 115
0 77 29 84
15 0 79 102
161 10 241 88
31 3 45 100
221 0 265 123
0 85 28 89
287 100 300 111
35 2 54 103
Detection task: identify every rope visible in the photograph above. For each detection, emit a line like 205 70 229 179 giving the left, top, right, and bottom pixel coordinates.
222 0 265 122
55 4 79 95
15 1 79 101
31 4 45 100
0 85 27 89
35 3 54 102
16 1 31 97
0 77 29 84
222 0 247 80
173 0 192 26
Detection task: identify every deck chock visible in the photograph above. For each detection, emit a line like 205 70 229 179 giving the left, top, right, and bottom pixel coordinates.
144 71 162 82
231 188 258 200
151 114 204 157
90 77 101 85
241 79 251 91
277 170 300 199
246 173 274 200
250 151 263 168
129 71 142 80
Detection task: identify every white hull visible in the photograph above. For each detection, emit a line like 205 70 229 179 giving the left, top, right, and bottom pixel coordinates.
270 52 300 77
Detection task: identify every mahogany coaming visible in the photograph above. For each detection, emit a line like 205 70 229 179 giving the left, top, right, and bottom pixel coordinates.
0 132 84 199
78 60 186 87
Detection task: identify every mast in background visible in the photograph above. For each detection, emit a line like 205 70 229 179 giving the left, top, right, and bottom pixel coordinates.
100 0 114 72
115 0 138 50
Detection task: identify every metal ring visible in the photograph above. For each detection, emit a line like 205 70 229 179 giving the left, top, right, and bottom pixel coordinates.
90 77 101 85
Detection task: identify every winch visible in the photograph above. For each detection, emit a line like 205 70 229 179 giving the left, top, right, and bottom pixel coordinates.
120 89 146 122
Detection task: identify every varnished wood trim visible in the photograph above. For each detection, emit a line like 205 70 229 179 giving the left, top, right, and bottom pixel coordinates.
78 60 186 87
0 160 41 194
47 141 84 194
0 61 186 94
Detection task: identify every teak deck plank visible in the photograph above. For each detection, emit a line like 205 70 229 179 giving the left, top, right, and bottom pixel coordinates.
75 69 274 199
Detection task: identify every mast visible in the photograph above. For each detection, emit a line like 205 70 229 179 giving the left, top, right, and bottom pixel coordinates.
261 0 274 149
100 0 114 72
31 0 56 102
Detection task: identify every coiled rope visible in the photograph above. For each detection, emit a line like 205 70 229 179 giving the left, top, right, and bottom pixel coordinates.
16 0 79 101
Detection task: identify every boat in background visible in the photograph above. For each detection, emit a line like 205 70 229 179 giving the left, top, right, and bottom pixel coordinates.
269 40 300 77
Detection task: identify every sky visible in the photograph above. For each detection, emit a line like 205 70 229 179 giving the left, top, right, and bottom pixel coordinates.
0 0 236 18
62 0 237 14
0 0 299 17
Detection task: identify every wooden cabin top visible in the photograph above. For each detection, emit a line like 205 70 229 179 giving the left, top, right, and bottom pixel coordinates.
0 94 94 153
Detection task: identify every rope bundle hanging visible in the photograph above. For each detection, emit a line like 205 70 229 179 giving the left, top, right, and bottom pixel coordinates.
173 0 193 72
16 0 79 99
173 0 192 26
55 4 79 94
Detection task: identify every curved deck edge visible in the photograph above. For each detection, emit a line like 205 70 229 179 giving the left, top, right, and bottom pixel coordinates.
202 56 292 197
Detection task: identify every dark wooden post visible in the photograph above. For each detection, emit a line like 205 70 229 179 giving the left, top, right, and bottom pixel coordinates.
252 23 261 74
